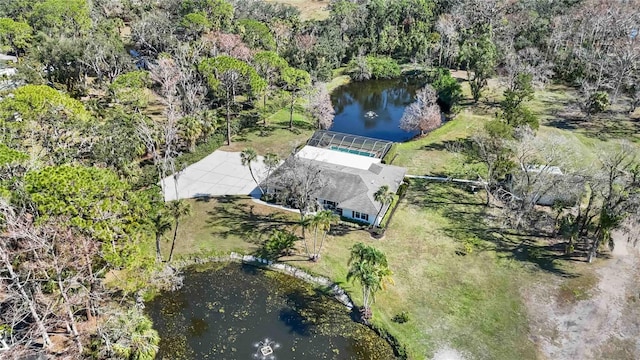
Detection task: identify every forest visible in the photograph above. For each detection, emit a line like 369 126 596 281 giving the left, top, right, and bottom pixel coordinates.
0 0 639 359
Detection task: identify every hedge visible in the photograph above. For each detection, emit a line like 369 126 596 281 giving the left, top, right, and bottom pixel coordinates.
382 143 398 164
379 195 400 228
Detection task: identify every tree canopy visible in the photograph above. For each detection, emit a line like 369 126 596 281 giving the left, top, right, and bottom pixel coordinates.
24 165 155 267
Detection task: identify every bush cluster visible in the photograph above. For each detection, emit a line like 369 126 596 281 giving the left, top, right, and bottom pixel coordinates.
382 143 399 164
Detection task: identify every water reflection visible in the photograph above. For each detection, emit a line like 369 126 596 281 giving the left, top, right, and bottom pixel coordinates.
330 77 424 141
146 264 396 359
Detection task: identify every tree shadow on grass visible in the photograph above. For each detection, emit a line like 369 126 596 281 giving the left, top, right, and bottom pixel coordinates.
236 124 279 140
545 111 640 142
205 198 298 246
194 195 213 202
420 138 470 152
406 180 579 277
329 223 361 237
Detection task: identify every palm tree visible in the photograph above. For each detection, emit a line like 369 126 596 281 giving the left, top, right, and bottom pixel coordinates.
347 243 393 322
241 147 264 195
167 199 192 262
107 308 160 360
373 185 395 227
151 208 172 262
297 216 312 257
262 229 298 259
262 152 279 196
310 210 339 261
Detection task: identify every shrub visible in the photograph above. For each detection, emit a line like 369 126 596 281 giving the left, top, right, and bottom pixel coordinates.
379 195 399 228
258 230 298 260
340 216 369 227
366 56 401 79
587 91 609 114
396 180 410 198
429 68 462 112
346 55 400 81
392 311 410 324
176 134 224 168
382 143 398 164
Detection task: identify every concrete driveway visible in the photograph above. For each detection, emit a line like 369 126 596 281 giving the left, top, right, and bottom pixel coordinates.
161 150 267 201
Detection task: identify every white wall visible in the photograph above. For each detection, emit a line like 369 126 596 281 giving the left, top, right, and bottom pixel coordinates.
340 208 375 225
318 198 385 226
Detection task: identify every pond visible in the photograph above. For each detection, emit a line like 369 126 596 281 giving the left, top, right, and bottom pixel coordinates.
146 263 396 359
330 77 424 142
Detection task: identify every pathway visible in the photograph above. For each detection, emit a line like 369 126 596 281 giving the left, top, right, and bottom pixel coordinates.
523 230 640 359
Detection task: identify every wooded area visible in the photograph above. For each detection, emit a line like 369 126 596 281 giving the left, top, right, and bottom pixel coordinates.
0 0 639 358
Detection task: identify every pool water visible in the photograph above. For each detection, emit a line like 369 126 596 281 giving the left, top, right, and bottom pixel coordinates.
329 146 375 157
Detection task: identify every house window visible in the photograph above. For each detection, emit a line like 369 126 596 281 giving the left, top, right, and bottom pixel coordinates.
322 199 337 209
351 211 369 221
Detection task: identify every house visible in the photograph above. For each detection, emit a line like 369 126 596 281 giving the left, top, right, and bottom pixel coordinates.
0 54 19 92
268 131 407 226
508 164 582 206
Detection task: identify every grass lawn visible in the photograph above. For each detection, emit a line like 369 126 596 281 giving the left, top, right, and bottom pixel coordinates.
159 75 639 359
162 182 542 359
264 0 330 20
225 108 315 157
393 80 640 176
161 196 298 257
394 109 485 174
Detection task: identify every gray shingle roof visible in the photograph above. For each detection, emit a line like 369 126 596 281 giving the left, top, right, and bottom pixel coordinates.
301 158 407 214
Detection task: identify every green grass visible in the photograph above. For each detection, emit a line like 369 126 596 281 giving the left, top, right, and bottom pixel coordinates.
159 196 299 258
264 0 330 20
394 110 485 174
326 74 351 93
393 81 639 176
162 182 540 359
160 76 640 359
224 105 316 156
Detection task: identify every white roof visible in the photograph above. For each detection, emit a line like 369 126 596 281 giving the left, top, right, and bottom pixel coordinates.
0 54 17 63
0 68 16 77
296 145 381 170
524 165 563 175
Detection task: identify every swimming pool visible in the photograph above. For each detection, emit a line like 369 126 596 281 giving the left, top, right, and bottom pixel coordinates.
329 146 375 157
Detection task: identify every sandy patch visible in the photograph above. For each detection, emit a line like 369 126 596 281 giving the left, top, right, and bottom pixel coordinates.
523 231 640 359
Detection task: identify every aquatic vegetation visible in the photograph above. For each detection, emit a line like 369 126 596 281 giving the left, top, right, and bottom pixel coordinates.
146 263 395 359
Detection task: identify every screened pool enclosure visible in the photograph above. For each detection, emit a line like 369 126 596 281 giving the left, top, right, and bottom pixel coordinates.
306 130 394 160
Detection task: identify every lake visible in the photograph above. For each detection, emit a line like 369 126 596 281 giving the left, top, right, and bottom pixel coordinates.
330 78 424 142
146 263 396 359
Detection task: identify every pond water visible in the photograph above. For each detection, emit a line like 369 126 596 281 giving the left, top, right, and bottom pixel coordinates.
330 78 424 142
146 263 396 360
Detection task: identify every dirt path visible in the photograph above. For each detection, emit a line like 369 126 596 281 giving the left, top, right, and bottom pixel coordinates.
524 233 640 359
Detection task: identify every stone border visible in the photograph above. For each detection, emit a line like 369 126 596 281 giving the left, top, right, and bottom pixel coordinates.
171 253 354 309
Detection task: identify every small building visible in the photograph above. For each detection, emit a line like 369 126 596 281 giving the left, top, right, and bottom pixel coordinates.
268 131 407 226
0 54 18 92
509 165 582 206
